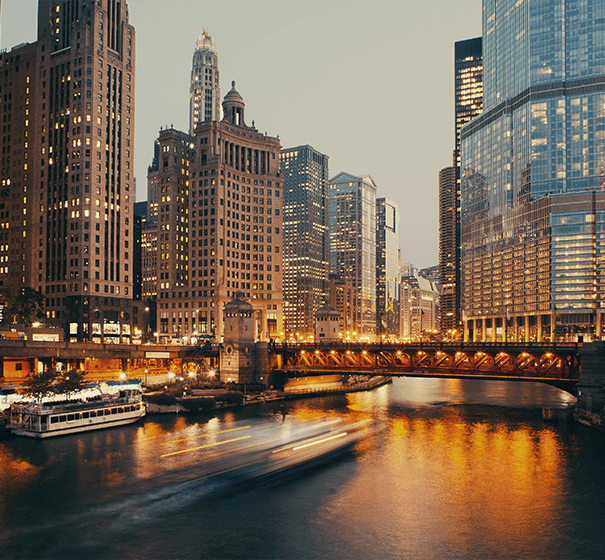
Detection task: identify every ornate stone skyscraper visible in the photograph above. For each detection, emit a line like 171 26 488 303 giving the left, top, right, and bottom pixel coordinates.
147 83 284 342
189 29 220 133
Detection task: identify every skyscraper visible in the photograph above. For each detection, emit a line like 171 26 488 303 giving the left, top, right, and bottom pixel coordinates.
0 0 136 342
329 172 377 338
440 37 483 337
438 165 457 334
148 83 284 342
189 29 220 133
454 38 483 179
376 197 400 337
461 0 605 343
280 145 329 338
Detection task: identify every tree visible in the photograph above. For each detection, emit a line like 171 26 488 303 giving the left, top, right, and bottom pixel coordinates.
19 371 57 404
55 371 85 400
0 287 45 327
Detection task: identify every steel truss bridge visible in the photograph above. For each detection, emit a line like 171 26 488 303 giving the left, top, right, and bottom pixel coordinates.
271 342 581 395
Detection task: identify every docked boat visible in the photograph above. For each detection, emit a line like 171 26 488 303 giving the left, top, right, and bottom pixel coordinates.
7 388 146 438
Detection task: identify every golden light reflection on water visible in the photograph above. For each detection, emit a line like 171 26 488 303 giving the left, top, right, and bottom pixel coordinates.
0 443 39 488
314 409 566 559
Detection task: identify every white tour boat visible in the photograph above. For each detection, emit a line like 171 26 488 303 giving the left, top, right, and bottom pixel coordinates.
7 387 146 438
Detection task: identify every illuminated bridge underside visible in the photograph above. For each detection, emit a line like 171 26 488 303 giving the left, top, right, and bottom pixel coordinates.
273 343 580 393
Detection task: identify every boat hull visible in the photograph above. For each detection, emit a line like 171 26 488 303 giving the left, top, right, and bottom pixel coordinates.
8 389 146 438
9 408 145 438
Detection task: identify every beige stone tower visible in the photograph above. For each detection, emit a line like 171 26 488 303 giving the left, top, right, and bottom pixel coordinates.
220 291 256 384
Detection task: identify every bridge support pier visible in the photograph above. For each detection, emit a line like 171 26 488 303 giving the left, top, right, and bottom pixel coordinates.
577 342 605 414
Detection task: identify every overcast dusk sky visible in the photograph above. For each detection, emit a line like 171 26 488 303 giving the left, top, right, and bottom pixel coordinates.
2 0 482 269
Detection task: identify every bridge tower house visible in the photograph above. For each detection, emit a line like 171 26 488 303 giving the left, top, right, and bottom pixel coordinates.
220 292 270 385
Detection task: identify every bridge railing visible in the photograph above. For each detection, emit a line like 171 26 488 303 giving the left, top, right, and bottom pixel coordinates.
271 341 581 352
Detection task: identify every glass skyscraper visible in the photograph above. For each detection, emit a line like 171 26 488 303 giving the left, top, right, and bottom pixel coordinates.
441 38 483 336
329 173 377 338
376 198 400 337
280 145 330 337
461 0 605 342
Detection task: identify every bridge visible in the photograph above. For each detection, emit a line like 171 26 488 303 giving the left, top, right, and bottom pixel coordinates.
0 338 586 397
270 341 581 395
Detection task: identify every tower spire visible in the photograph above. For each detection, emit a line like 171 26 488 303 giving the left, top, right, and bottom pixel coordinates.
189 28 220 132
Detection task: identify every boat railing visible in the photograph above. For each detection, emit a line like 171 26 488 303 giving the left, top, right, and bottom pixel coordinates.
11 394 141 415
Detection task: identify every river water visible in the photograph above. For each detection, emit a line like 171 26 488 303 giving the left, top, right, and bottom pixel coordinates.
1 378 604 560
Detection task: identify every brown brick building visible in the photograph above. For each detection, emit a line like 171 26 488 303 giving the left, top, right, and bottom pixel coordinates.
0 0 136 341
147 82 284 342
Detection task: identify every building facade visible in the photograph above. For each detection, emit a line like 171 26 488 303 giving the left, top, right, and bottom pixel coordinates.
148 82 284 342
328 273 356 337
280 145 329 338
438 165 457 333
189 29 220 132
440 37 483 336
1 0 136 342
461 0 605 342
376 197 400 338
400 273 440 341
329 172 377 338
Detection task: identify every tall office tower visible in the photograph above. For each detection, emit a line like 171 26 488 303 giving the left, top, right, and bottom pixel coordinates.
150 82 284 341
147 126 195 337
0 43 38 296
329 172 377 338
280 145 329 338
461 0 605 343
454 38 483 179
0 1 135 341
440 38 483 337
189 29 220 133
376 197 400 338
438 165 457 334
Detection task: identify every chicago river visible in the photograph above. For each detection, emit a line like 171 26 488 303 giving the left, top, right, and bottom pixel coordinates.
1 377 604 559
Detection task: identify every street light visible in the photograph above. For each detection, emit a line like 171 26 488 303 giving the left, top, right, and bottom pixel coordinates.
168 371 175 386
119 372 126 387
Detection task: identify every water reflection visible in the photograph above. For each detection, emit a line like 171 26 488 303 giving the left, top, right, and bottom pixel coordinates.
1 378 603 560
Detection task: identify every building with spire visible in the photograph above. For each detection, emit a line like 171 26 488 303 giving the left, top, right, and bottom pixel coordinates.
148 82 284 342
189 29 220 133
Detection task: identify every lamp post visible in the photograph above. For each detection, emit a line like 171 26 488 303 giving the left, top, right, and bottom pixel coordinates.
144 369 148 387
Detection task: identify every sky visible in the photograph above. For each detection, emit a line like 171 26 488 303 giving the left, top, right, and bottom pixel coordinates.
1 0 482 269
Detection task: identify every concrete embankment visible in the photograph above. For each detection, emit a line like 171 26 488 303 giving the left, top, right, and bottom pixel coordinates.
145 376 392 414
543 405 604 429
